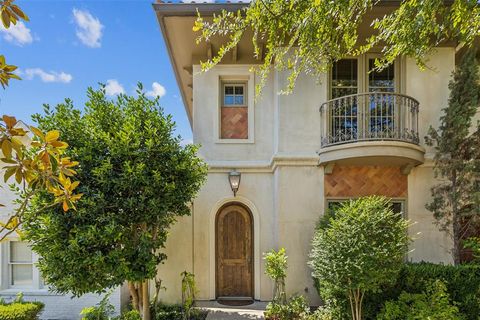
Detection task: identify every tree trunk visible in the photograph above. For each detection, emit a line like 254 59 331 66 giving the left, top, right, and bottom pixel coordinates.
142 281 151 320
452 171 461 265
349 289 363 320
128 281 140 312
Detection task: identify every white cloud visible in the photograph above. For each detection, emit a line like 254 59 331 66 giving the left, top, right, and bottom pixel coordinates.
105 79 125 96
72 8 103 48
0 21 33 46
146 82 166 98
24 68 72 83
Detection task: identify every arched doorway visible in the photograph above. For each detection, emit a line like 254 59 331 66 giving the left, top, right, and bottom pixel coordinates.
215 203 254 300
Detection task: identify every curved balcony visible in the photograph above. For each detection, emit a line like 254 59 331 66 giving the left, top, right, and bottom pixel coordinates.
319 92 425 170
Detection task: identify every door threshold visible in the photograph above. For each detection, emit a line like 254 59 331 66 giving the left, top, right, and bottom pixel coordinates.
217 296 254 301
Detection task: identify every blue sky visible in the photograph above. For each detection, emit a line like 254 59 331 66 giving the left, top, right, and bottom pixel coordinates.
0 0 192 142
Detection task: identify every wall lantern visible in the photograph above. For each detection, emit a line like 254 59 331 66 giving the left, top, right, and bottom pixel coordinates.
228 170 241 197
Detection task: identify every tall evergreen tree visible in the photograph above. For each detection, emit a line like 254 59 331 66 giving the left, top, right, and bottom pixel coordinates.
426 50 480 264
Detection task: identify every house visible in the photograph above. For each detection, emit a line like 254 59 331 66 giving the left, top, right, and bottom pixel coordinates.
152 0 464 306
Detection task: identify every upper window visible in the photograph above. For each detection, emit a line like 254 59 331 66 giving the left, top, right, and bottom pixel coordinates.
368 59 395 92
220 81 249 140
9 241 33 288
223 84 246 107
331 59 358 99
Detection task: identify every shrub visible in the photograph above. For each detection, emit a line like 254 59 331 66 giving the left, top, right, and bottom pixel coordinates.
80 291 115 320
362 262 480 320
0 302 44 320
117 310 141 320
309 196 410 320
264 295 310 320
151 304 207 320
264 248 288 304
376 280 463 320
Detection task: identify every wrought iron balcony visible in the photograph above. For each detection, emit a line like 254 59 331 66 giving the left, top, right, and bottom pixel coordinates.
320 92 419 148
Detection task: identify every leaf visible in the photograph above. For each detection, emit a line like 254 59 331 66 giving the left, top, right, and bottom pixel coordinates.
29 126 44 140
1 140 12 158
10 5 29 22
14 168 22 184
4 167 16 183
45 130 60 142
62 200 69 212
1 10 11 29
2 115 17 129
50 141 68 148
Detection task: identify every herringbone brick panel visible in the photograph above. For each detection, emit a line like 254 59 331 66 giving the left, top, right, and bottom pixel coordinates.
325 166 407 198
221 107 248 139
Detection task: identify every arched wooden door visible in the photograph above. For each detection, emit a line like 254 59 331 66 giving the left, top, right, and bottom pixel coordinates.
216 204 253 299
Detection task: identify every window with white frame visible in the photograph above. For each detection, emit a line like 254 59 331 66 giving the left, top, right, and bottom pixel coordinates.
223 83 246 107
3 241 44 290
220 81 249 139
9 241 33 288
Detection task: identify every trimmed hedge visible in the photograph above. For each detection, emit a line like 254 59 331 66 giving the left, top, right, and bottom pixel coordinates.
315 262 480 320
0 302 44 320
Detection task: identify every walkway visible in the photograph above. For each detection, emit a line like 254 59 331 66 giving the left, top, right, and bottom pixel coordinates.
197 301 266 320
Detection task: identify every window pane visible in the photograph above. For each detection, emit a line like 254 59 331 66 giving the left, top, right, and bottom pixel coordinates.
234 86 244 95
11 265 33 286
224 86 234 95
369 59 394 91
10 242 32 263
224 95 234 105
332 59 358 99
234 96 244 105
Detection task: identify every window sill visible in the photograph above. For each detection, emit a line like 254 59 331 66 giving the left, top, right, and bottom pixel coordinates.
215 138 254 144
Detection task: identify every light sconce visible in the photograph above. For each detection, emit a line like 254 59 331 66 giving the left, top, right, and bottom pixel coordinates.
228 170 241 197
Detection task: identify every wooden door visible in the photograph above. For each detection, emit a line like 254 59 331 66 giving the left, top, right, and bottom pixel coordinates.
216 204 253 299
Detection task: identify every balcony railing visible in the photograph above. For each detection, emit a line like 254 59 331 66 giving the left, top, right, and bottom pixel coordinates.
320 92 419 148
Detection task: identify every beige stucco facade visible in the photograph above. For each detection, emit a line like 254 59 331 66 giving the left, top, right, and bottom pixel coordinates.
155 42 456 305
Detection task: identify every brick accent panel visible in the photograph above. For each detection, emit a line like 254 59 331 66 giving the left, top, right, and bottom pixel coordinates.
221 107 248 139
325 166 407 198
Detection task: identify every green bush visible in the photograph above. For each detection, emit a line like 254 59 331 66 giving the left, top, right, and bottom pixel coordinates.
151 304 207 320
117 310 141 320
363 263 480 320
264 295 310 320
80 291 115 320
377 280 463 320
0 302 44 320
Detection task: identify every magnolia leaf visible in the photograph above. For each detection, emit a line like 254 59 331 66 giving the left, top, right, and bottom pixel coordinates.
2 115 16 129
1 140 12 158
14 168 22 184
3 167 16 183
29 126 44 140
45 130 60 142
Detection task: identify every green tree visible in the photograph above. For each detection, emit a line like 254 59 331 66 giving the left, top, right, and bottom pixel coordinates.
194 0 480 95
309 196 410 320
425 50 480 265
22 85 207 320
1 0 29 88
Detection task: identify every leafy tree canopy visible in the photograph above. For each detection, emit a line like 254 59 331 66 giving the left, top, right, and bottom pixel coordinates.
21 86 207 314
194 0 480 95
